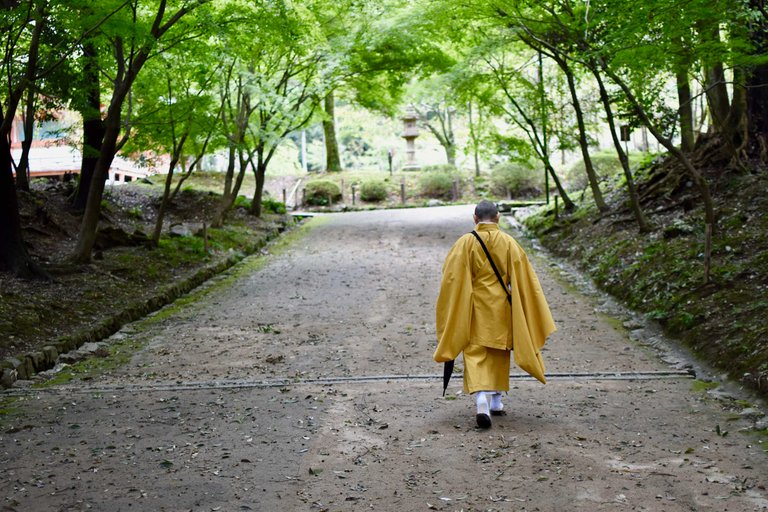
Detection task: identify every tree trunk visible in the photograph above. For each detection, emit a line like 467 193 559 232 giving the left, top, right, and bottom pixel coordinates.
72 42 105 211
701 24 731 134
544 160 574 211
215 80 249 228
170 157 190 203
468 101 481 177
445 143 456 167
248 142 272 217
424 121 457 167
744 0 768 160
676 68 695 153
0 5 46 278
250 158 267 218
445 106 456 167
171 129 215 203
72 113 121 262
15 87 34 192
152 134 187 244
323 91 342 172
558 56 608 212
590 64 650 232
212 146 249 227
602 60 716 282
0 132 41 278
152 160 177 245
705 62 731 133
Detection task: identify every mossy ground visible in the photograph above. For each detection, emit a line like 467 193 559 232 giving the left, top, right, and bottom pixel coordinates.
524 164 768 395
0 182 293 364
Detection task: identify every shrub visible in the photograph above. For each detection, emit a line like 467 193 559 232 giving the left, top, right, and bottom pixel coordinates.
233 195 251 209
262 197 286 214
305 179 342 206
490 162 543 198
564 152 624 190
421 164 458 173
419 171 460 199
359 180 388 202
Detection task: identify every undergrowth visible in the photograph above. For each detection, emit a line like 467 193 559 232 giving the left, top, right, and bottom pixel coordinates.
524 162 768 395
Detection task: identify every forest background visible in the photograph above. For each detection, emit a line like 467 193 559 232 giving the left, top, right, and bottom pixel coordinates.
0 0 766 396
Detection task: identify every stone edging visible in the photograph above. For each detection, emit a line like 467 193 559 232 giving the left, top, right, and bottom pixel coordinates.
1 221 290 389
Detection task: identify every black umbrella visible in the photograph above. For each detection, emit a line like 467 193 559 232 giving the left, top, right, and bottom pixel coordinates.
442 360 455 396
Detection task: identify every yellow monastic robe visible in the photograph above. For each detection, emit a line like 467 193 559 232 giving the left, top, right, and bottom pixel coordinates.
434 223 556 392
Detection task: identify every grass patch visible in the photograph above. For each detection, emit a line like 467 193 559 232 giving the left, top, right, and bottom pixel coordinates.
599 313 626 333
691 380 719 392
39 334 149 387
0 397 18 417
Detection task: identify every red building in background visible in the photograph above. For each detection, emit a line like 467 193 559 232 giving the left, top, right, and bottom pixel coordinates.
11 111 153 183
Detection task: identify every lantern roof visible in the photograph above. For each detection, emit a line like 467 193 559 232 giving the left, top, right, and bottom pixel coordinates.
400 105 418 121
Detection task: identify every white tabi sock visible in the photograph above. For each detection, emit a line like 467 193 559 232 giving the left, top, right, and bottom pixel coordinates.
475 392 490 416
490 392 503 412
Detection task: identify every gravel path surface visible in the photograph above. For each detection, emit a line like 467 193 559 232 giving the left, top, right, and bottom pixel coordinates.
2 205 767 511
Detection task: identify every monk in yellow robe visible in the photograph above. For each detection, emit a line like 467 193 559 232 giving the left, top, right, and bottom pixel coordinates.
435 200 556 428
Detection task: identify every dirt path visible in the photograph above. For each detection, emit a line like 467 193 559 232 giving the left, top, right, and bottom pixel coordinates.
2 205 767 512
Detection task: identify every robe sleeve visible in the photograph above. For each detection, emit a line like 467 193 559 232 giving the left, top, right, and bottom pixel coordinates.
511 243 556 350
434 237 473 363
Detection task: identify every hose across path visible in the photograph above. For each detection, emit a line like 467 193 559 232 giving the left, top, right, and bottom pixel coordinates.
3 370 694 395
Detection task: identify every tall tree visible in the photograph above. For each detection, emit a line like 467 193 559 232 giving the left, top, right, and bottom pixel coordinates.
412 94 458 167
212 59 253 227
466 99 485 177
742 0 768 160
588 62 650 232
322 91 342 172
523 36 608 211
126 42 223 244
245 30 323 217
673 34 695 153
482 44 575 209
71 41 105 211
212 0 323 223
72 0 211 263
0 0 48 277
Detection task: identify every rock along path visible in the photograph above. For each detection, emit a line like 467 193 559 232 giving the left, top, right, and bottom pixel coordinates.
2 205 767 512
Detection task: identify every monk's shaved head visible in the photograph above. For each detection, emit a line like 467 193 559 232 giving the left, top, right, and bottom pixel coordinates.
474 200 499 221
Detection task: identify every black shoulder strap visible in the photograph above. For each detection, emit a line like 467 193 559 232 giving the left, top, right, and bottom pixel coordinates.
471 230 511 304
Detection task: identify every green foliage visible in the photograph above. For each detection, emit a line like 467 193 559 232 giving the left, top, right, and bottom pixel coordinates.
157 236 209 266
262 197 287 214
359 180 388 202
524 168 768 396
564 152 626 190
305 180 342 206
421 164 457 173
691 380 719 392
419 169 460 199
233 196 252 209
345 4 455 115
490 161 543 198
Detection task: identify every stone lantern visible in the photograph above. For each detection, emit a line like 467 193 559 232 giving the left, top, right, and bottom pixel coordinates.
400 105 420 170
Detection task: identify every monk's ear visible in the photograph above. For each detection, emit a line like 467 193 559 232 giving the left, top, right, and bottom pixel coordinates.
473 214 479 223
